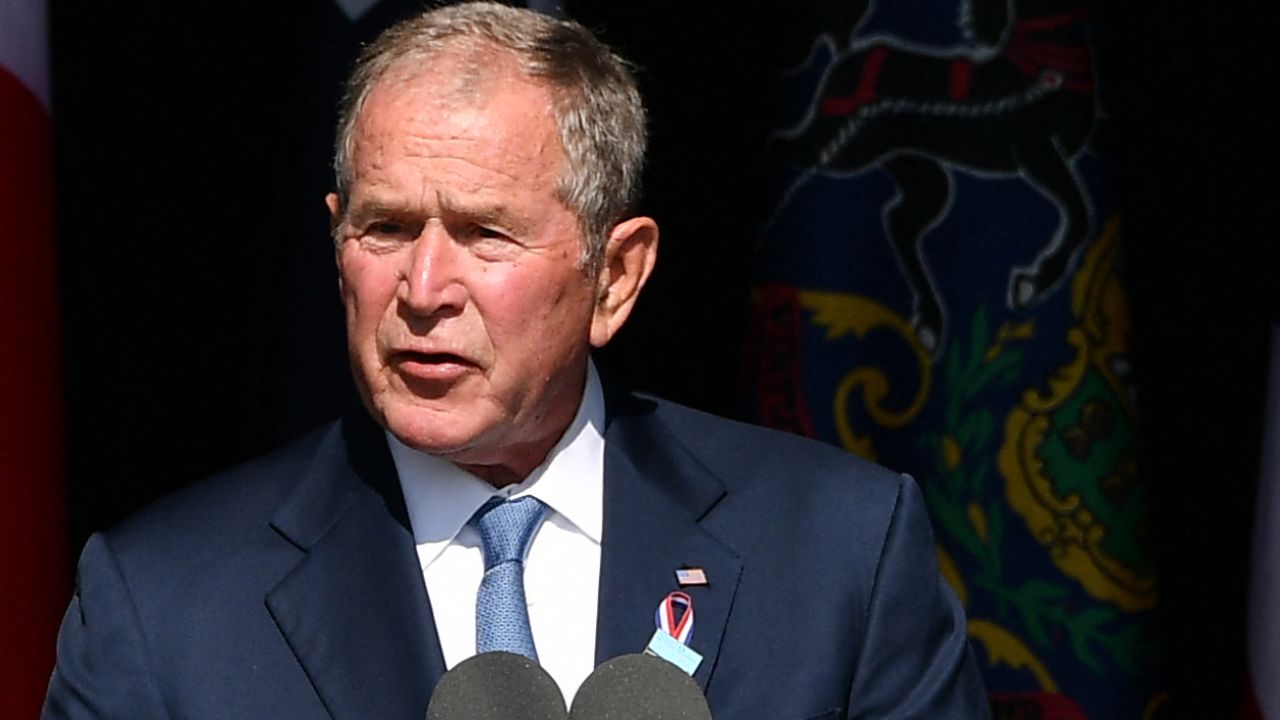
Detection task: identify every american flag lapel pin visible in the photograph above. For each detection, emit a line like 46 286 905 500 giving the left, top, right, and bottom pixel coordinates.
674 567 708 587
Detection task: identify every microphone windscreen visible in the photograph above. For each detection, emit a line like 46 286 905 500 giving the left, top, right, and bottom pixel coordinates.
426 651 568 720
569 653 713 720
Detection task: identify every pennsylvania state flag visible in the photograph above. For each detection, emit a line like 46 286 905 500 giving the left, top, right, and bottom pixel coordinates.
744 0 1164 717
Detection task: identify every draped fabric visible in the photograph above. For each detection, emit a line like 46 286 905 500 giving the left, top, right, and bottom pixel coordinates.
0 1 68 716
744 0 1165 716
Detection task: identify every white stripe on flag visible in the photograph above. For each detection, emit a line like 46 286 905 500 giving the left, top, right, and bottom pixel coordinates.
1247 324 1280 720
0 0 50 109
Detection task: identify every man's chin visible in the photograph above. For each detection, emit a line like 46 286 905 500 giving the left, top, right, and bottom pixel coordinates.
363 380 482 440
374 395 492 448
384 422 477 458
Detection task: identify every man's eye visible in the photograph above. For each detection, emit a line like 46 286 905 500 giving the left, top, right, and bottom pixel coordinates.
369 221 406 236
471 225 508 240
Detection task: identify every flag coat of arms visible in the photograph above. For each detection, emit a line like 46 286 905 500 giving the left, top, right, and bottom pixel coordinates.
745 0 1164 716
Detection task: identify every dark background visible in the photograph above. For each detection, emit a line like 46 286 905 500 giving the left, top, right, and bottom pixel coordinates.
48 0 1274 716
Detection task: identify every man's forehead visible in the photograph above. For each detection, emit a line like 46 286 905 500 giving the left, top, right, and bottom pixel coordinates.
373 43 543 110
357 52 558 146
349 106 562 189
348 59 564 187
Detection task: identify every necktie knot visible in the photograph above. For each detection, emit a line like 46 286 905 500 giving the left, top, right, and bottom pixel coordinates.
471 496 548 569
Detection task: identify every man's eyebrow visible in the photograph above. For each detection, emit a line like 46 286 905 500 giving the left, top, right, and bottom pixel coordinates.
345 200 414 223
437 195 528 231
344 194 533 233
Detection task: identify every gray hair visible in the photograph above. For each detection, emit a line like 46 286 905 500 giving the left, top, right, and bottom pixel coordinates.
333 2 647 277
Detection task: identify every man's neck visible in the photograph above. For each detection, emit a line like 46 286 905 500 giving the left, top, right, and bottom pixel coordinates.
455 460 535 489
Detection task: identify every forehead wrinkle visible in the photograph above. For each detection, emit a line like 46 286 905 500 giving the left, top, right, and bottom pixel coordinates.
403 139 525 187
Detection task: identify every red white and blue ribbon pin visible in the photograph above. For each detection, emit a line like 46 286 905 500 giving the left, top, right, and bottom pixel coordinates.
655 591 695 645
644 591 703 675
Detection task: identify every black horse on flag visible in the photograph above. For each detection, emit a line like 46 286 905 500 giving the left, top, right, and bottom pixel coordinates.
773 0 1097 353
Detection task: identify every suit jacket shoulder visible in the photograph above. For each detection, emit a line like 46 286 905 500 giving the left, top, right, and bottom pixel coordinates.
635 392 903 497
606 392 910 568
106 422 343 568
45 417 441 720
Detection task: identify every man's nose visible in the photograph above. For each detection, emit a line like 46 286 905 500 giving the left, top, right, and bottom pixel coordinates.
398 224 467 315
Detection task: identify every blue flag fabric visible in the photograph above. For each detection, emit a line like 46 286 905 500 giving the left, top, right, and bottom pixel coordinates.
746 0 1165 717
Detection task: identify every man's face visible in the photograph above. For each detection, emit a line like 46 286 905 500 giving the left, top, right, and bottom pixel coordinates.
330 58 601 484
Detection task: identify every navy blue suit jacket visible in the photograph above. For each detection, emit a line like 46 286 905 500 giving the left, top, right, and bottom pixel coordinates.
44 390 990 719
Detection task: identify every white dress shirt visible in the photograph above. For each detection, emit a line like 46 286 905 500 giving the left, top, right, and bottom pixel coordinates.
390 362 605 702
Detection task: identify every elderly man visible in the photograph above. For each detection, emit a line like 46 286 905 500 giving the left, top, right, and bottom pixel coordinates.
44 3 989 718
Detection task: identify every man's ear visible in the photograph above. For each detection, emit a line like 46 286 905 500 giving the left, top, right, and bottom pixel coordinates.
325 192 344 239
590 216 659 348
327 192 346 294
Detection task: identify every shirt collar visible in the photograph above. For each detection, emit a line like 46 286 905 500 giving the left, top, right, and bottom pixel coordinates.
390 361 606 566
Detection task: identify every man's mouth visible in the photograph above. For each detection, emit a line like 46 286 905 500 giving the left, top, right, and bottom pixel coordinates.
390 350 477 381
397 351 468 364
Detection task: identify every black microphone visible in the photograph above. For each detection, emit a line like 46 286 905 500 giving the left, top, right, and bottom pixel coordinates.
569 653 713 719
426 651 568 720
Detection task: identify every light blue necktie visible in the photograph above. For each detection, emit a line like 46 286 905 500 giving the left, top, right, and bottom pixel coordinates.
470 496 548 661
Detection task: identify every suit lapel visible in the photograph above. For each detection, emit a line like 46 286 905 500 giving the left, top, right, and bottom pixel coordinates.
595 393 743 693
265 417 448 719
